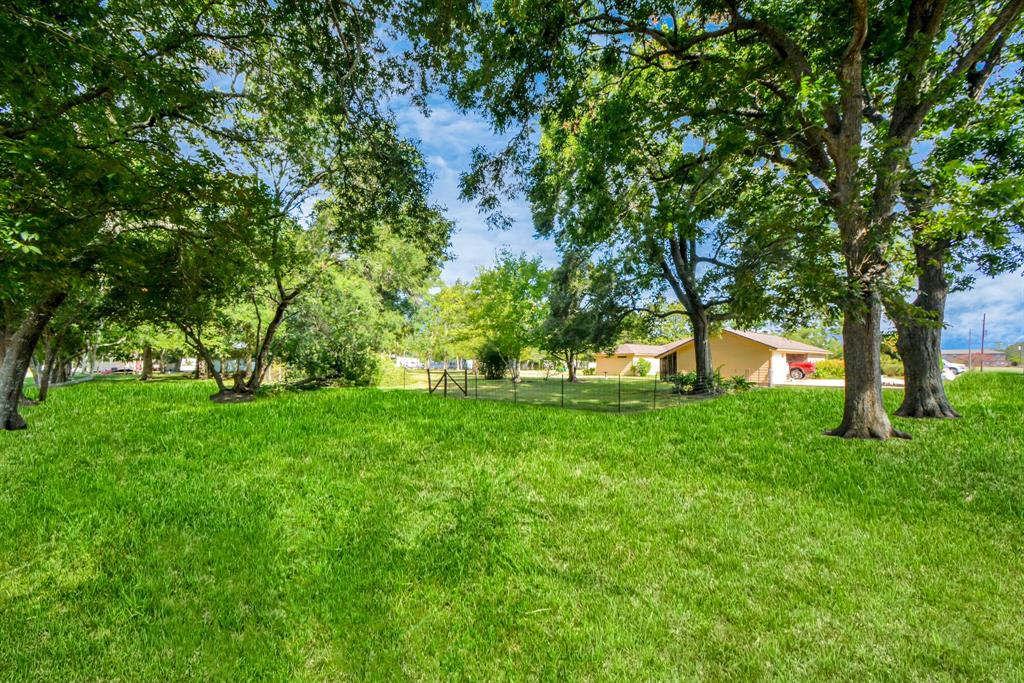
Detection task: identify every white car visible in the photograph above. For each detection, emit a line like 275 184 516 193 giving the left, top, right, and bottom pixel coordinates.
943 359 967 375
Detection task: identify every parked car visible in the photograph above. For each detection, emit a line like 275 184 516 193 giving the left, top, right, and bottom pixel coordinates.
788 360 816 380
943 359 967 375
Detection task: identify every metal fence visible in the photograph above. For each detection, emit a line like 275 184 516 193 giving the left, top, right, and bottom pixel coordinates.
386 367 767 413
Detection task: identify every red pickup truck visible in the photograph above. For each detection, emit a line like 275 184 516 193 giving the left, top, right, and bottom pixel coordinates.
787 360 816 380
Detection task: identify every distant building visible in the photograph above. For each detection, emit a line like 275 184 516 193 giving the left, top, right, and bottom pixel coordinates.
595 329 831 385
941 349 1009 367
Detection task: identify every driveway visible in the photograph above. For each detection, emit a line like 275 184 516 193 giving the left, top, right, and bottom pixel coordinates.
786 377 905 389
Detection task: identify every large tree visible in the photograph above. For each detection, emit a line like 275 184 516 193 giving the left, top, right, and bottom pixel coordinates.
409 0 1024 438
0 0 429 427
885 88 1024 418
531 103 799 391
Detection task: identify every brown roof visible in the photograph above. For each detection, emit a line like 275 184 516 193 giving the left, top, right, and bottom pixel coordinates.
610 342 674 356
726 330 832 354
605 329 832 359
653 329 832 358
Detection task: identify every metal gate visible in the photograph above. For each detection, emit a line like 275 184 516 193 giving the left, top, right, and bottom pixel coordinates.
426 368 468 397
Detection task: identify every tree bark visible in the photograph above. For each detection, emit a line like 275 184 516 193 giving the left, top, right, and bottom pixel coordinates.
690 311 714 392
827 288 909 439
140 344 153 381
245 294 296 393
891 240 958 418
566 350 577 382
37 326 69 402
37 340 57 402
659 235 724 394
0 292 66 430
178 325 226 395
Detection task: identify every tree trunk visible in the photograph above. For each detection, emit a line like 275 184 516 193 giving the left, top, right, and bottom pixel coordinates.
30 355 44 397
691 312 714 393
37 342 57 403
566 350 577 382
52 360 68 385
660 240 717 394
891 240 958 418
38 327 68 402
140 344 153 381
245 296 293 393
178 325 226 395
827 288 909 439
87 331 99 373
0 292 66 431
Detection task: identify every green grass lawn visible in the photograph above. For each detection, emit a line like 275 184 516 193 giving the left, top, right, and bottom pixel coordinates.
1 374 1022 680
395 370 697 412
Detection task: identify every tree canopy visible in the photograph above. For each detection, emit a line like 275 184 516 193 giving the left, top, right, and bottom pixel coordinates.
407 0 1024 438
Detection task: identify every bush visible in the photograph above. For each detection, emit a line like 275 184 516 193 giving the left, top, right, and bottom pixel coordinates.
477 342 507 380
277 284 385 387
633 358 652 376
664 369 745 394
880 359 905 377
376 359 409 388
665 371 700 394
814 359 845 379
581 367 596 376
725 375 755 392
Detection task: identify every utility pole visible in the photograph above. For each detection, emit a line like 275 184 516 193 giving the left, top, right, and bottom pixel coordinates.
968 328 972 370
980 314 987 373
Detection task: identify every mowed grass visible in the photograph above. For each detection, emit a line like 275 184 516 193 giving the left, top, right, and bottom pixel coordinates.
396 371 698 412
1 374 1022 680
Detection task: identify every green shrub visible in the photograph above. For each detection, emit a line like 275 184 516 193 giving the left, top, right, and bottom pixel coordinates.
477 342 507 380
633 358 652 376
814 359 845 379
880 359 905 377
665 370 734 394
581 367 596 376
725 375 755 392
376 358 408 387
665 372 699 394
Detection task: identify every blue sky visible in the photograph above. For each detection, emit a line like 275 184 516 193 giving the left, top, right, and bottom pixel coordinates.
394 98 1024 350
392 97 559 283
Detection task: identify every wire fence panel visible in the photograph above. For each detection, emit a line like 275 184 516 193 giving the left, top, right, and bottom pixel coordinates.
387 368 763 413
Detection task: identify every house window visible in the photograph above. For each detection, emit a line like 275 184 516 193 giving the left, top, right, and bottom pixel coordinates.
659 354 676 378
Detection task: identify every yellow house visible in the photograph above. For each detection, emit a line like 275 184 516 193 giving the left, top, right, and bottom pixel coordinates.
594 342 669 376
656 329 831 385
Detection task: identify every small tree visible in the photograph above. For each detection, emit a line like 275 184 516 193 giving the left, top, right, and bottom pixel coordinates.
470 251 550 380
540 250 629 382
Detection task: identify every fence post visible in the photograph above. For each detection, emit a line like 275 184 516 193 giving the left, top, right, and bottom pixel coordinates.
618 373 622 413
427 368 432 394
561 372 564 407
464 367 468 397
443 370 448 398
513 374 517 403
475 368 479 399
653 375 657 409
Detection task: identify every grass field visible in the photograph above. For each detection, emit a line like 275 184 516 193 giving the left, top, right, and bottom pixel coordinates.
1 374 1022 680
392 370 702 412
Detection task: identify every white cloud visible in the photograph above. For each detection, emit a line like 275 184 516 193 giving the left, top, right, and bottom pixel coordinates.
944 271 1024 348
393 99 558 284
